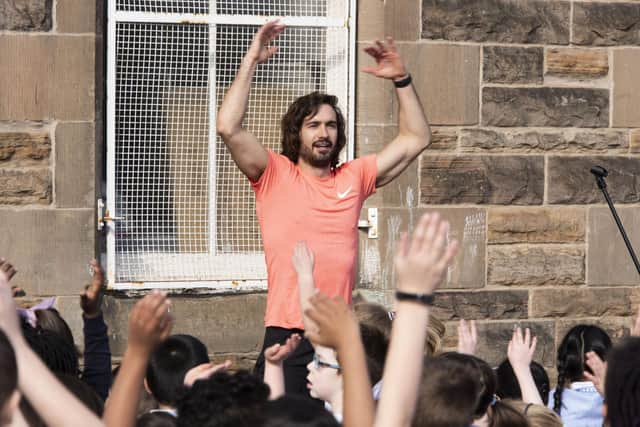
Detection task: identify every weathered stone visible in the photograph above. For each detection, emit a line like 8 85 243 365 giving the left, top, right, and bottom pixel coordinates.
460 129 627 153
357 207 486 290
422 0 569 45
56 0 96 33
0 168 51 204
385 0 420 41
546 48 609 79
429 290 529 321
396 43 479 125
442 320 555 367
428 128 458 151
488 207 585 244
0 36 95 120
482 88 609 128
613 50 640 127
488 245 584 287
573 3 640 46
0 209 93 295
548 156 640 204
531 288 637 318
357 126 418 208
0 131 51 165
103 293 267 355
483 46 543 84
357 0 384 41
631 130 640 153
0 0 52 31
556 318 633 345
55 122 94 208
588 207 640 286
420 156 544 205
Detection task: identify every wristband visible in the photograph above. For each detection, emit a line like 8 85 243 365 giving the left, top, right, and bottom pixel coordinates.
395 290 434 306
393 73 412 88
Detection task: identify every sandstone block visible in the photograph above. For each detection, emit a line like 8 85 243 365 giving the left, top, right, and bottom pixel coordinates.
0 209 94 295
483 46 543 84
613 50 640 127
545 48 609 79
358 207 486 290
385 0 420 41
488 207 585 244
429 290 529 321
460 129 627 153
0 0 51 31
0 36 95 121
428 128 458 151
0 131 51 166
56 0 96 33
422 0 569 45
531 288 636 317
548 156 640 204
631 130 640 154
55 123 95 208
488 245 584 287
420 156 544 205
556 317 633 345
482 88 609 128
357 43 395 124
102 293 267 355
588 207 640 286
357 0 384 41
358 126 418 208
396 43 479 125
573 3 640 46
0 168 51 205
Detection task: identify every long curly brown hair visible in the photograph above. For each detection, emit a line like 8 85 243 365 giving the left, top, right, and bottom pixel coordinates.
280 92 346 169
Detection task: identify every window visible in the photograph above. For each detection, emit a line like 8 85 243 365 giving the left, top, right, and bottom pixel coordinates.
106 0 355 290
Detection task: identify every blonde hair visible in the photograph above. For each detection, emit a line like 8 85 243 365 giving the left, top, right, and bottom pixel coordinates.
505 400 562 427
426 314 445 356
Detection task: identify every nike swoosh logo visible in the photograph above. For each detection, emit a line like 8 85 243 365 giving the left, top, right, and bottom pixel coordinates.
337 186 352 199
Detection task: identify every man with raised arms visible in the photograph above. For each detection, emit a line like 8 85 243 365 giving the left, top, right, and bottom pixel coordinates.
216 20 432 396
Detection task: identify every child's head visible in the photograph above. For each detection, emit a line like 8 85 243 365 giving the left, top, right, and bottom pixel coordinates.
496 358 550 405
146 334 209 407
34 308 76 350
504 400 562 427
553 324 611 415
136 412 177 427
262 395 340 427
306 345 342 402
353 302 392 341
21 319 79 375
425 314 445 356
0 331 19 426
177 370 269 427
412 354 481 427
358 323 388 386
603 337 640 427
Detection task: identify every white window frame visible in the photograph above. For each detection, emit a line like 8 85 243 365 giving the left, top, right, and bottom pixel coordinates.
105 2 357 291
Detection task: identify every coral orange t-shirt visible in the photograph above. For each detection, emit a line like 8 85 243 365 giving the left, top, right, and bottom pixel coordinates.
251 150 377 329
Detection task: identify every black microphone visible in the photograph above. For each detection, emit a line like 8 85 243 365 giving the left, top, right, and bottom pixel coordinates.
590 165 608 178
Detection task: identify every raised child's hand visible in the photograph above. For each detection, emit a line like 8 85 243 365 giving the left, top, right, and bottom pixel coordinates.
265 333 302 365
184 361 232 387
584 351 606 397
507 327 537 372
80 259 105 318
457 319 477 355
127 291 173 356
305 293 359 352
292 242 314 277
0 259 21 340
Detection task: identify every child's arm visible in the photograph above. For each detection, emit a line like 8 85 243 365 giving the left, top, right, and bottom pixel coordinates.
375 213 458 427
263 333 302 399
457 319 477 355
507 327 543 405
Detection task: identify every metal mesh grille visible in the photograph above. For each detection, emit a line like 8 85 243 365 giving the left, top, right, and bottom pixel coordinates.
116 0 209 14
111 4 350 284
216 1 329 16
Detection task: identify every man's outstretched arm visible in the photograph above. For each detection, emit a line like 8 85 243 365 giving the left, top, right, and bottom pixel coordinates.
216 21 284 181
364 38 431 188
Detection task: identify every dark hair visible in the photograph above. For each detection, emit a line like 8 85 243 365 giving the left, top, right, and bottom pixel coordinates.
137 412 178 427
438 353 528 427
412 354 481 427
176 370 269 427
496 358 550 405
553 325 611 415
147 334 209 406
359 323 388 386
0 330 17 409
262 395 340 427
21 318 79 375
604 337 640 427
35 308 76 351
280 92 346 169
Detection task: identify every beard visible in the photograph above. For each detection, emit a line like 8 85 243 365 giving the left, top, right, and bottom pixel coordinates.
298 139 340 168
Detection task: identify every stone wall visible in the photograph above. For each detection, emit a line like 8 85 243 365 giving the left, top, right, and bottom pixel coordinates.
356 0 640 371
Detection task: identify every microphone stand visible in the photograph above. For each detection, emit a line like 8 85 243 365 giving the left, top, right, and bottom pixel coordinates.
591 166 640 276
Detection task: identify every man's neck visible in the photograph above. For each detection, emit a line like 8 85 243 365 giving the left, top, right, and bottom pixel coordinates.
297 160 332 178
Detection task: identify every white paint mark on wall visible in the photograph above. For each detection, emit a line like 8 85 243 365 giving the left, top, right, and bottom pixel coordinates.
360 239 381 286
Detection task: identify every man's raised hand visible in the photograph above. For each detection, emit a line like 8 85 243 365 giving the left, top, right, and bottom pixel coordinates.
246 20 285 64
362 37 408 81
394 212 458 295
